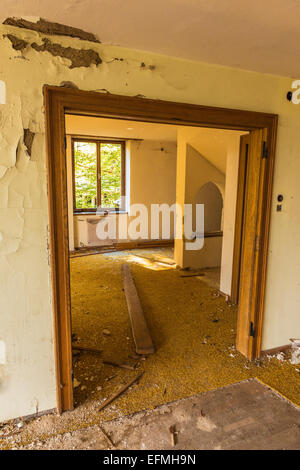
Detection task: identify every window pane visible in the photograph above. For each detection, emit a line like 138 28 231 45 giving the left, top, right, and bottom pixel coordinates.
74 141 97 210
100 143 122 208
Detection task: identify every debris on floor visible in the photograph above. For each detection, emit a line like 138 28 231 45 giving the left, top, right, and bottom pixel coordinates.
72 344 103 354
121 263 155 355
1 379 300 450
103 360 138 371
73 378 81 388
1 247 293 450
98 372 144 412
67 247 300 419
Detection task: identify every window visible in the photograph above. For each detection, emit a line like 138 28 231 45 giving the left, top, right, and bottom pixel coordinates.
72 139 125 212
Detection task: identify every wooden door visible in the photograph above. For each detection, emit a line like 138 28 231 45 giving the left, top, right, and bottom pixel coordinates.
231 134 250 305
236 128 268 359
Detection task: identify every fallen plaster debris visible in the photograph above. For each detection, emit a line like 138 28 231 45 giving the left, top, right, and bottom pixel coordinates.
276 352 285 362
3 17 100 43
196 415 217 432
73 378 81 388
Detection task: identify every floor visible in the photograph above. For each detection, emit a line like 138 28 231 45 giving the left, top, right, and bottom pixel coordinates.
3 380 300 449
0 247 299 450
70 247 300 414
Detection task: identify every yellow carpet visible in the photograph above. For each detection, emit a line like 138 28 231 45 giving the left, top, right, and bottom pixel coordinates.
70 247 300 419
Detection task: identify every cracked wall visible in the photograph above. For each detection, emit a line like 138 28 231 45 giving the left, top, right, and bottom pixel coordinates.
0 22 299 422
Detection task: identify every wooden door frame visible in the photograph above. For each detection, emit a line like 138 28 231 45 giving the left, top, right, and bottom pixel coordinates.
44 85 278 413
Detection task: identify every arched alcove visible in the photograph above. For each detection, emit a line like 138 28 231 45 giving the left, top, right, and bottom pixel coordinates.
195 181 224 233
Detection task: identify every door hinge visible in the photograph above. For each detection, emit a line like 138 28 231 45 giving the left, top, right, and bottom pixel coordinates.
64 136 67 150
262 141 268 159
249 321 255 337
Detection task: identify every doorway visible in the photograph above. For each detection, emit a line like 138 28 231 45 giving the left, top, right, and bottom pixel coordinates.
44 86 277 412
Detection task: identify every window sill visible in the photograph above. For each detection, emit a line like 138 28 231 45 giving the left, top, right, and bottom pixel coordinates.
74 211 128 216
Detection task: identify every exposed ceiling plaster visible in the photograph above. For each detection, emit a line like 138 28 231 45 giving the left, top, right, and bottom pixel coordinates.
1 0 300 77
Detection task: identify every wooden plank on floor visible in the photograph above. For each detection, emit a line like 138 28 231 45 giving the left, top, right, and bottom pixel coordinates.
121 264 155 355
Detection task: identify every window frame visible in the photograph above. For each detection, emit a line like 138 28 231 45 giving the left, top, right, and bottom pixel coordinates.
71 137 125 213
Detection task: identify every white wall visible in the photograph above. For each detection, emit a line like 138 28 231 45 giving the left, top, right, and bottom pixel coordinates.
175 129 243 291
220 134 246 295
195 182 223 232
0 22 300 421
174 138 226 269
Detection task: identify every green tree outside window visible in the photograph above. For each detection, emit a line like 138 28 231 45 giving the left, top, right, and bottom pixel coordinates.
73 140 123 211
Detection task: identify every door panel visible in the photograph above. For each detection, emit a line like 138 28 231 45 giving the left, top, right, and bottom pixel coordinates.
236 128 268 359
231 134 250 305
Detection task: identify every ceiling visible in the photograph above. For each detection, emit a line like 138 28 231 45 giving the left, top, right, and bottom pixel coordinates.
65 114 246 173
178 127 246 174
2 0 300 77
65 115 179 141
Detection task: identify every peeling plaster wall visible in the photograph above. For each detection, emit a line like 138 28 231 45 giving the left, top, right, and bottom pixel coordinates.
0 23 299 421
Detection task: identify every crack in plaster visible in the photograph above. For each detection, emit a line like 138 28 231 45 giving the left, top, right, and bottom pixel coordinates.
23 129 35 157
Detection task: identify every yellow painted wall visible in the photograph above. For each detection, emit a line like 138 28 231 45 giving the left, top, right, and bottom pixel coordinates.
0 23 299 421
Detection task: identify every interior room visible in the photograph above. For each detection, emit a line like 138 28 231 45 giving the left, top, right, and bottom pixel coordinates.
66 115 244 406
63 115 297 419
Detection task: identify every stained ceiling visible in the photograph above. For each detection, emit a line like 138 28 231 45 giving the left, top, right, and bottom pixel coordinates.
2 0 300 77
